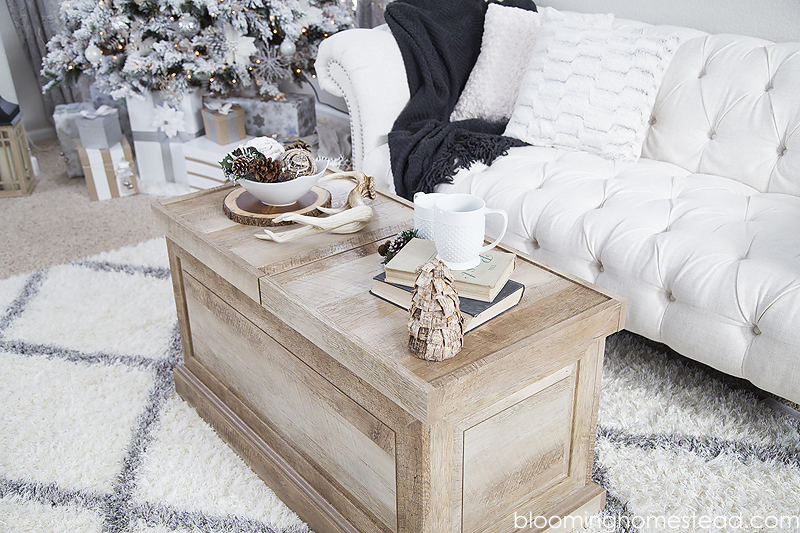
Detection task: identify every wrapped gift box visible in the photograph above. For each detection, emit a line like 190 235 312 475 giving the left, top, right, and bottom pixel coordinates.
76 107 123 149
90 84 133 146
204 93 315 138
202 106 246 145
53 103 95 178
182 134 254 191
126 91 205 184
76 137 139 201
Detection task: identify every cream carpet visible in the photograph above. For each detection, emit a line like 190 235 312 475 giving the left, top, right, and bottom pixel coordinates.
0 140 184 278
1 143 799 532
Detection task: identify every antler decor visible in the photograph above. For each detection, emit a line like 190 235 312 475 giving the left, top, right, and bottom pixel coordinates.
255 171 377 243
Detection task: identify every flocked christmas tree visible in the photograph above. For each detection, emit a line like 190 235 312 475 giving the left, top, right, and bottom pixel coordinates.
41 0 354 103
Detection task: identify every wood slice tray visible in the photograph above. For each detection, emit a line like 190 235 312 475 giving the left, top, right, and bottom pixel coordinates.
223 186 332 227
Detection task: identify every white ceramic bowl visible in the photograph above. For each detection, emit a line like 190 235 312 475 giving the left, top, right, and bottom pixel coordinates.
238 160 328 206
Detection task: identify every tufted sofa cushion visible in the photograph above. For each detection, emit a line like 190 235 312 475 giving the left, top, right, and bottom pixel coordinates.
439 146 800 402
643 35 800 195
316 16 800 404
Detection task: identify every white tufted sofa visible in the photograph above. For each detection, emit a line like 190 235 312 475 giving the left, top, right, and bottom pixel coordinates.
316 17 800 405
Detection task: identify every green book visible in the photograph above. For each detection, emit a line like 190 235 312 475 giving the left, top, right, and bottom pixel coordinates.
383 238 516 302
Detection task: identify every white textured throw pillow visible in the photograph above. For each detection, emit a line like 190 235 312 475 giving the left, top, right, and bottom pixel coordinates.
450 6 613 123
504 15 680 162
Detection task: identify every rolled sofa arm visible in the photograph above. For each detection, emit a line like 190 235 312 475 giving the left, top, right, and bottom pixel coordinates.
317 25 409 177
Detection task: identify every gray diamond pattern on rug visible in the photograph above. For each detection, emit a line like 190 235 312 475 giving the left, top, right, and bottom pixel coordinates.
1 238 799 533
0 239 308 533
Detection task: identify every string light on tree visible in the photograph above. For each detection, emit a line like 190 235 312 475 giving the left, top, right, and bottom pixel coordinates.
40 0 354 102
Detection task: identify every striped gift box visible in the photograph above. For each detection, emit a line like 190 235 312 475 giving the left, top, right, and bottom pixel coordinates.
76 137 139 201
181 134 254 191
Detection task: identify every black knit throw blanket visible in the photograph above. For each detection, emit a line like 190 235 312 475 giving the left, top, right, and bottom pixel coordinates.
385 0 536 200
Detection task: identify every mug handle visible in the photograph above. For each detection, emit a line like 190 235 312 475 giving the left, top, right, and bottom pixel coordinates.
479 208 508 254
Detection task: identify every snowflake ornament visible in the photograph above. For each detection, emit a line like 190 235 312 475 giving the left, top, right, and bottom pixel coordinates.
250 44 290 93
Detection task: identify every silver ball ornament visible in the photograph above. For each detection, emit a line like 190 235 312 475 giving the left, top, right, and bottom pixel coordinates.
85 44 103 64
177 14 200 36
279 40 296 57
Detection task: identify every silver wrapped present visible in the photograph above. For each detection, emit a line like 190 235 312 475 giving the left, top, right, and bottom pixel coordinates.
53 103 95 178
204 93 316 139
76 106 123 149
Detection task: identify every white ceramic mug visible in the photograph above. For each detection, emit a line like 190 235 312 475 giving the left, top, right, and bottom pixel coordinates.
434 194 508 270
413 192 445 240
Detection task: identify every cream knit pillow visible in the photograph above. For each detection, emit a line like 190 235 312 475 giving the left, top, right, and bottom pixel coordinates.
450 6 613 124
504 14 680 162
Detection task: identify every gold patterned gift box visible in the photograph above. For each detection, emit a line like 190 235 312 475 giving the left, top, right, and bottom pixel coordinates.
76 137 139 201
201 105 246 145
204 94 316 138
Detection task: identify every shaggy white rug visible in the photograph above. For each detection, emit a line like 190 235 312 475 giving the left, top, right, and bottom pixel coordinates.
1 238 798 533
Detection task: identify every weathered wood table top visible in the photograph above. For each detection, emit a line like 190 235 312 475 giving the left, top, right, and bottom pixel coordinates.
152 182 627 533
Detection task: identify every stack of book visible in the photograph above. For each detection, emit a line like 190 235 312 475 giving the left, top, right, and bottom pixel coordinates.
371 238 524 332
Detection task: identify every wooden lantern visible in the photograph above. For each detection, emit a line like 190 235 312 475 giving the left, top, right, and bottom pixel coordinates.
0 97 36 197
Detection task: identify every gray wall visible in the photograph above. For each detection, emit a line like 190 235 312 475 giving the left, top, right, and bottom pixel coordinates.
537 0 800 43
0 0 55 140
3 0 800 142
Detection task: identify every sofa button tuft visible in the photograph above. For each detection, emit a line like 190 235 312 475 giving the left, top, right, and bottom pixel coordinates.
753 325 762 336
709 131 716 140
649 116 657 126
778 146 787 156
667 292 676 302
597 263 604 273
531 239 540 250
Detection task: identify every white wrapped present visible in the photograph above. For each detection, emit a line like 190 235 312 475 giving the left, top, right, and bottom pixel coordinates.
126 91 205 183
76 137 139 201
182 134 254 191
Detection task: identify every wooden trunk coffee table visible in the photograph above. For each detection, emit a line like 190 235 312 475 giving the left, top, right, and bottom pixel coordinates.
152 184 626 533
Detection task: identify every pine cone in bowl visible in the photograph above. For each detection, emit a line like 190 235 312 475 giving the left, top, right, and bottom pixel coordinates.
285 140 313 152
231 155 251 177
249 156 283 183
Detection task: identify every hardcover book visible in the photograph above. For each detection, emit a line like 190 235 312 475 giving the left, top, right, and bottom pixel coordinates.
371 272 525 333
383 238 516 302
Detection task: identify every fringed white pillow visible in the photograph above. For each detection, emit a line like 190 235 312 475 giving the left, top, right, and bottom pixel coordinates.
450 6 613 124
504 14 680 162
